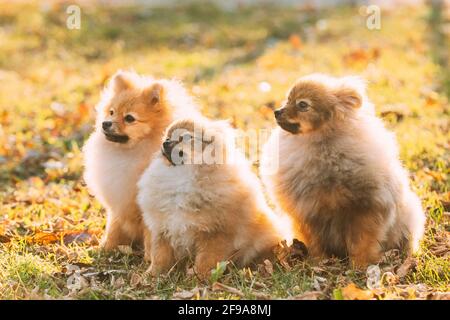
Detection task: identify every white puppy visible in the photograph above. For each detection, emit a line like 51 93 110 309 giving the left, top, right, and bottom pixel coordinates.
137 118 284 278
83 70 199 258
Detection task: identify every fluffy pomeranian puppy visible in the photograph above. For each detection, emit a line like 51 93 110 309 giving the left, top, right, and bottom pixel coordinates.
260 74 425 267
137 118 283 278
83 70 199 258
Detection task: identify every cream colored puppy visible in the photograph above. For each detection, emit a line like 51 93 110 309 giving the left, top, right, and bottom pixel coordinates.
261 74 425 267
137 118 283 278
83 70 199 258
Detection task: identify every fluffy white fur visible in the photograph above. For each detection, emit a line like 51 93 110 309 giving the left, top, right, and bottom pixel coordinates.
137 120 283 275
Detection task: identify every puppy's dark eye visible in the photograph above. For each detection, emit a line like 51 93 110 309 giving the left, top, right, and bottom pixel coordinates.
296 100 310 111
124 114 135 123
109 109 114 116
180 133 192 142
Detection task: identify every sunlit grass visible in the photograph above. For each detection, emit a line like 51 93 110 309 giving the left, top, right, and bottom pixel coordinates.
0 1 448 299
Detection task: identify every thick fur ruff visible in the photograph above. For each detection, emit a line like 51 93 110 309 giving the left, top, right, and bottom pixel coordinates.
261 74 425 267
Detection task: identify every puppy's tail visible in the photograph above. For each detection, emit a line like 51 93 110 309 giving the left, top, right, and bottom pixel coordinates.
402 190 426 254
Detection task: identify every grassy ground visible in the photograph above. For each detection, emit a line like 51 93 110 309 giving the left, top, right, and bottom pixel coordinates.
0 1 449 300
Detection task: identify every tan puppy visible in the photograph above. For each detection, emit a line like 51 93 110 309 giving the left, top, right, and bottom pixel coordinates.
83 71 199 258
137 118 284 278
261 74 425 267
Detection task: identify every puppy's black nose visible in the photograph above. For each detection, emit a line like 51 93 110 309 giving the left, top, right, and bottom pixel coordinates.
102 121 113 130
274 109 282 119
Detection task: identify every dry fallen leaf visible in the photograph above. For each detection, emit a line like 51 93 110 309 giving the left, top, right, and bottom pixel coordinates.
263 259 274 275
273 238 308 270
63 230 100 245
382 272 399 286
66 273 89 292
428 292 450 300
252 281 267 290
0 234 11 243
251 291 271 300
173 288 199 300
273 240 290 263
113 276 125 289
313 276 327 291
211 282 244 297
381 249 402 264
130 272 142 288
396 257 418 278
291 291 322 300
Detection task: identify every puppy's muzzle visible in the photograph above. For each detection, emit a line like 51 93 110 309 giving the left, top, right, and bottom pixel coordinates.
274 108 300 134
102 121 129 144
162 139 177 154
274 109 282 120
162 139 178 165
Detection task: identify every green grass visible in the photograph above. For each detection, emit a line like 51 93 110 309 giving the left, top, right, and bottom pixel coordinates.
0 1 449 299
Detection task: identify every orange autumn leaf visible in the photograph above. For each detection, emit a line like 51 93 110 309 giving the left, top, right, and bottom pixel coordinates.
0 233 11 243
425 91 439 107
289 34 303 50
29 232 59 245
423 168 446 182
341 283 374 300
343 48 369 65
0 110 9 125
343 47 380 67
27 230 100 245
77 103 90 119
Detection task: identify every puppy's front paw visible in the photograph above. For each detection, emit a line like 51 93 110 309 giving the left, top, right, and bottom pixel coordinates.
146 262 168 277
101 225 131 251
101 238 118 252
194 262 214 281
144 250 152 263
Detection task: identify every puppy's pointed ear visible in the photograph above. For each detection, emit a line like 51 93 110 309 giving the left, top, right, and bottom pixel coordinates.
111 71 135 93
334 76 366 109
334 87 362 109
143 82 164 106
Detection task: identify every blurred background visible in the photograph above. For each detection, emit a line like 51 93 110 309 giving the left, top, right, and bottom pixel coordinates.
0 0 448 299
